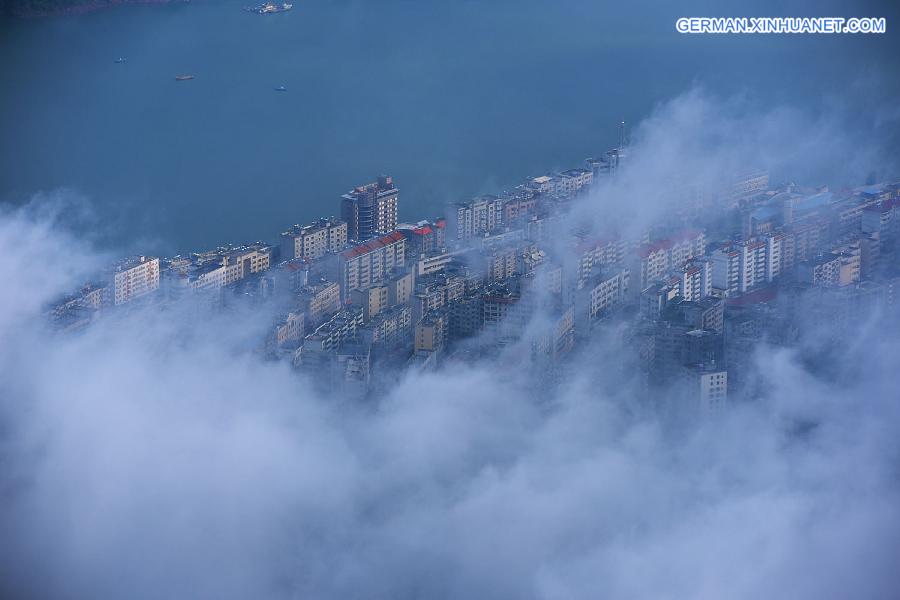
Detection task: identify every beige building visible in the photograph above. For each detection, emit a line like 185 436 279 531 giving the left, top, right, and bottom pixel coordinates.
339 231 406 299
351 285 390 321
187 246 271 292
112 256 160 305
274 311 305 348
365 305 413 348
280 218 348 261
415 311 447 354
298 281 341 327
388 269 415 306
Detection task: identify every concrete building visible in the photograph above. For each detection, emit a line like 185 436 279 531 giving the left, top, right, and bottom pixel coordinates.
338 231 406 299
482 283 522 333
298 281 341 327
449 294 484 340
797 253 842 286
862 197 899 243
415 310 448 355
502 189 537 225
686 364 728 413
486 244 520 281
640 280 680 320
341 175 399 241
764 232 785 281
363 305 413 350
729 170 769 204
633 230 706 290
416 251 455 276
387 268 415 306
279 218 348 261
111 256 160 305
450 195 504 243
273 311 305 349
652 324 724 382
351 285 390 321
346 269 414 324
555 168 594 195
184 245 272 293
670 297 725 334
585 149 625 179
711 238 767 296
574 237 627 286
296 335 372 399
412 272 466 321
300 308 365 354
859 232 881 280
832 241 861 286
480 228 526 251
398 219 447 256
576 267 630 333
531 304 576 363
678 259 712 302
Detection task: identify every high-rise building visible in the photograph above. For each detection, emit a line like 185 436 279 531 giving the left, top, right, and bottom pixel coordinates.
341 175 399 241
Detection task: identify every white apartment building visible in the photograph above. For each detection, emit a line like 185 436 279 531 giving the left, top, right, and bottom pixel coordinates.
112 256 160 305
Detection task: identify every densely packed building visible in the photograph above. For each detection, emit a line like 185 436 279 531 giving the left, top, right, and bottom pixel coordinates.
49 144 900 412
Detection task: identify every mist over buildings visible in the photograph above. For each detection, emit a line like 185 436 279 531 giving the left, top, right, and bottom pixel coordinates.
2 86 900 600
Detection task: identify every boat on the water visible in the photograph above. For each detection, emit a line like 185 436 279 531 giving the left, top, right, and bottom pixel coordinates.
245 2 292 14
175 75 194 81
115 57 127 64
275 85 287 92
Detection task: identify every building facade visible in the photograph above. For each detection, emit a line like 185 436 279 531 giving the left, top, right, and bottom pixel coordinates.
341 175 399 242
111 256 160 305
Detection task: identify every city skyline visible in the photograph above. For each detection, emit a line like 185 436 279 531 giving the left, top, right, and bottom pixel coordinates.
2 2 900 599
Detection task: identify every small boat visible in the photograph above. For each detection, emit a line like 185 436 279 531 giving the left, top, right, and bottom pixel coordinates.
275 85 287 92
115 57 127 63
175 75 194 81
245 2 292 14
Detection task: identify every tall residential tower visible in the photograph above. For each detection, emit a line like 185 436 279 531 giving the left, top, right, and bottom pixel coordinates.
341 175 399 242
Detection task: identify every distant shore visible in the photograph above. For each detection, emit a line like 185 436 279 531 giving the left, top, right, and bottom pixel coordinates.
5 0 189 18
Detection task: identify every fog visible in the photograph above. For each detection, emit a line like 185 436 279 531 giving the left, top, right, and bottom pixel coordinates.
2 87 900 599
